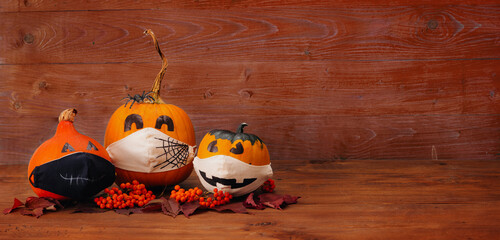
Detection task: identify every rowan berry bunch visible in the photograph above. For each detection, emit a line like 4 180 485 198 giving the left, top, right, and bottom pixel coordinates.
261 179 275 192
170 185 233 208
169 185 203 203
94 180 156 209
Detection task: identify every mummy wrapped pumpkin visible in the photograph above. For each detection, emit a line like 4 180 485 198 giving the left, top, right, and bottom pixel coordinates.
194 123 273 197
104 30 196 187
28 109 115 200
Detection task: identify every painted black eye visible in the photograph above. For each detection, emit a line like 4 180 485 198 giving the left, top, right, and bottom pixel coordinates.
124 114 143 132
87 141 98 151
155 115 174 131
207 140 218 153
230 142 244 154
61 143 75 153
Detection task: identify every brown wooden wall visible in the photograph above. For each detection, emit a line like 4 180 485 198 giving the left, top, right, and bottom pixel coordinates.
0 0 499 164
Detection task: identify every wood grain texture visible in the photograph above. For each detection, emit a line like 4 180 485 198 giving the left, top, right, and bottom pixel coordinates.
1 60 498 163
1 5 499 64
4 0 500 12
0 1 499 164
1 160 500 239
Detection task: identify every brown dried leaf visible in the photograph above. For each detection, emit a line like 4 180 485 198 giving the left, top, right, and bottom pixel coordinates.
20 207 45 218
114 207 143 215
140 202 162 213
161 197 180 217
258 193 300 210
3 198 24 214
283 195 300 204
212 202 248 214
180 201 201 218
243 193 265 210
72 202 108 213
25 197 60 210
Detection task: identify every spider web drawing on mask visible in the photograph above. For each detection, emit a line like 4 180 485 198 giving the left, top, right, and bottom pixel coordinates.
153 137 189 169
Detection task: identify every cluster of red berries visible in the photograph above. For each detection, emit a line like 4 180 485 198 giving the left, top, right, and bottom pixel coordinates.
261 179 275 192
94 180 156 209
170 185 203 203
170 185 233 208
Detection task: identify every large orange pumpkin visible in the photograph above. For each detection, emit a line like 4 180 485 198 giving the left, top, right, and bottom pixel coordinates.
104 30 195 187
28 109 115 200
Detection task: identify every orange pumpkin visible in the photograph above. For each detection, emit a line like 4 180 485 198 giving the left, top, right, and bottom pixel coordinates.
104 30 195 187
193 123 273 196
197 123 270 166
28 109 115 200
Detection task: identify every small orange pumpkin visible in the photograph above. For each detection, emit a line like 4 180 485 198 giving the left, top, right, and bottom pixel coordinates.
104 30 195 187
28 109 115 200
194 123 273 196
197 123 270 166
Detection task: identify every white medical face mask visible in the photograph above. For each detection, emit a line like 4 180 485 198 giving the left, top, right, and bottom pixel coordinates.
106 128 195 173
193 155 273 197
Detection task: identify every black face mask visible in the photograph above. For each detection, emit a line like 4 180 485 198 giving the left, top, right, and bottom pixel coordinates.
29 152 116 200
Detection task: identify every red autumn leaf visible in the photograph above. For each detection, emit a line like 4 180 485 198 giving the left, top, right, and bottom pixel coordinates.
72 202 108 213
212 202 248 214
20 207 45 218
114 207 143 215
140 202 162 213
283 195 300 204
258 193 284 209
180 201 201 218
3 198 24 215
258 193 300 210
243 193 265 210
161 197 181 217
25 197 61 210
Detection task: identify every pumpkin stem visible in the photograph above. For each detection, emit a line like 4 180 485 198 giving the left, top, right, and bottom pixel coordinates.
58 109 77 122
144 29 167 104
236 123 248 133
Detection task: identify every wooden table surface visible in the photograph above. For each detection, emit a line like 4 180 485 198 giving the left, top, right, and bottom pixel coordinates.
1 159 499 239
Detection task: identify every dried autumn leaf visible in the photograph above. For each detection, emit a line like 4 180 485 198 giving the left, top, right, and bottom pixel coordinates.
25 197 62 210
3 198 24 214
212 202 248 214
161 197 181 217
258 193 300 210
72 202 108 214
283 195 300 204
140 202 162 213
180 201 201 218
20 207 45 218
243 193 265 210
114 207 143 215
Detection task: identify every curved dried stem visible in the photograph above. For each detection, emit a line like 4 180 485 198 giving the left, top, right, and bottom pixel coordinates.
59 108 77 122
144 29 167 104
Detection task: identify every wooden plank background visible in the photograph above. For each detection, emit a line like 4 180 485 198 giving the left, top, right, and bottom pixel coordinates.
0 0 499 164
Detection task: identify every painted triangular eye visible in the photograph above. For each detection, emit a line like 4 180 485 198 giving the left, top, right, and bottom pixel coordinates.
230 142 244 154
155 115 174 131
61 143 75 153
207 140 218 153
87 141 98 151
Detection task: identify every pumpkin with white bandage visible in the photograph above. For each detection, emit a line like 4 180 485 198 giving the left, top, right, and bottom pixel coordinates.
104 30 196 187
194 123 273 197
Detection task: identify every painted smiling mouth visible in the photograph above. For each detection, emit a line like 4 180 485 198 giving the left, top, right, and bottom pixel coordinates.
199 170 256 189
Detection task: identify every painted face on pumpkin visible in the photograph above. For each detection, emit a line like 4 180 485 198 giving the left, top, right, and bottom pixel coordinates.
105 105 196 175
193 123 273 197
28 109 115 200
